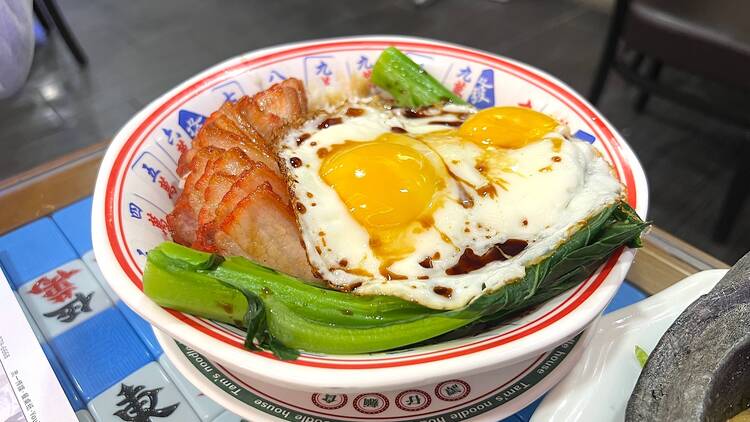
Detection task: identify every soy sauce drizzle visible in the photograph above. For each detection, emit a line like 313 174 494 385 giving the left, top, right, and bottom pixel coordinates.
429 120 462 127
445 239 528 275
456 184 474 208
418 257 433 269
433 286 453 298
403 109 430 119
379 266 408 280
318 117 343 129
390 126 407 133
476 184 497 198
296 133 311 145
345 108 365 117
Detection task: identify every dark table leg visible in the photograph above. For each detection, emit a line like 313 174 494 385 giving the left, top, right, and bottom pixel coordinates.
36 0 88 66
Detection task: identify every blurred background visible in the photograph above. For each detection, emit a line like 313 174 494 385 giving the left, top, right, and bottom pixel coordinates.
0 0 747 263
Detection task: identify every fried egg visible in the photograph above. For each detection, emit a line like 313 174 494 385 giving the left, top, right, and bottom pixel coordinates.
278 100 623 310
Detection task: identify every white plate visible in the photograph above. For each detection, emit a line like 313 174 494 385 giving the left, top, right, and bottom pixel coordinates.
531 269 729 422
156 325 596 422
91 35 649 391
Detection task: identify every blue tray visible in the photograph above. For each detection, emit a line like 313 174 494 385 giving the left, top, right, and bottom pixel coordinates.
0 196 647 422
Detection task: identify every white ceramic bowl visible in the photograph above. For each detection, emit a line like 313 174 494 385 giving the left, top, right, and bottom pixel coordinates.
155 325 598 422
92 36 648 392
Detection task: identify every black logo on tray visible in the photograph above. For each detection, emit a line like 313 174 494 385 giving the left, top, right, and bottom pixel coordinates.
113 383 178 421
43 292 93 323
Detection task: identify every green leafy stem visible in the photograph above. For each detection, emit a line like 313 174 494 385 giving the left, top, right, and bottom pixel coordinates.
143 200 648 358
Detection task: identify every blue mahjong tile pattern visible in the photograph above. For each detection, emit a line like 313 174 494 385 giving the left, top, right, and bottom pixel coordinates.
0 198 231 422
179 110 207 139
0 196 647 422
467 69 495 109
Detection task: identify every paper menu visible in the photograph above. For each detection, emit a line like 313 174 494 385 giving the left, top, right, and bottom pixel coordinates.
0 270 77 422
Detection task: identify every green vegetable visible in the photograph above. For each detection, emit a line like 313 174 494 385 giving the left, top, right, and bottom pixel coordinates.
145 246 471 354
635 345 649 368
143 201 648 357
371 46 466 108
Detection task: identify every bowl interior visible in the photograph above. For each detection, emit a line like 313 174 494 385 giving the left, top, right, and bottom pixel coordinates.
94 36 647 380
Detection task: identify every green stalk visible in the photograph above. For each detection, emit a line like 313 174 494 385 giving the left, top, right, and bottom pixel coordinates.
263 298 472 354
144 245 475 354
143 254 247 326
371 46 466 108
213 257 441 327
143 201 648 357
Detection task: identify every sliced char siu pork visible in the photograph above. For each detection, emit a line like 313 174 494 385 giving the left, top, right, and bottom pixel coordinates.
166 78 313 279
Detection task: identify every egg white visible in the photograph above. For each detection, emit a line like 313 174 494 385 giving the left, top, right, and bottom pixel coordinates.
278 100 623 310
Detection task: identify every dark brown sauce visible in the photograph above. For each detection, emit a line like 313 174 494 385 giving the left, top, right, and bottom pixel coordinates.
317 148 329 158
445 239 528 275
345 281 363 291
552 155 562 162
498 238 528 257
310 141 317 146
318 117 343 129
417 275 429 280
379 266 408 280
306 192 314 198
457 184 474 209
345 107 365 117
522 218 529 226
289 157 302 168
403 108 430 119
295 202 307 213
390 126 407 134
433 286 453 298
296 133 311 145
339 259 349 267
418 257 433 269
477 184 497 198
429 120 462 127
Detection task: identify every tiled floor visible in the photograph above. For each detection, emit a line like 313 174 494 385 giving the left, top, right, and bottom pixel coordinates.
0 0 747 263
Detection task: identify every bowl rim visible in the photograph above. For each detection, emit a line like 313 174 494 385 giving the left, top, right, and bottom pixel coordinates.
92 35 649 391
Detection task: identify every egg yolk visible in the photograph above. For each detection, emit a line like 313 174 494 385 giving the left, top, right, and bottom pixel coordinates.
320 134 442 230
458 106 558 149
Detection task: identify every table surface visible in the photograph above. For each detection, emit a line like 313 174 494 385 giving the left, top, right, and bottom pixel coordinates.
0 145 730 422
